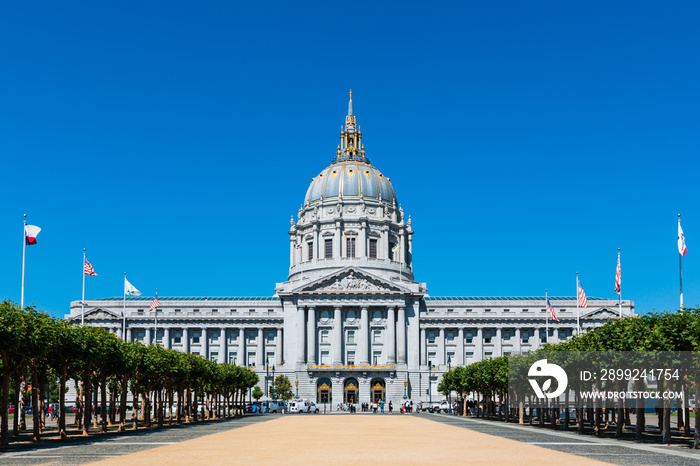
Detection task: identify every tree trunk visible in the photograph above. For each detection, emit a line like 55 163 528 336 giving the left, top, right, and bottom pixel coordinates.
82 373 91 436
12 375 20 437
662 397 672 444
31 368 40 442
100 376 107 433
132 386 139 430
0 368 10 446
19 377 26 431
693 380 699 449
193 387 198 423
635 378 645 440
118 376 128 432
75 379 82 430
684 383 691 437
109 384 116 426
615 380 624 438
58 367 67 439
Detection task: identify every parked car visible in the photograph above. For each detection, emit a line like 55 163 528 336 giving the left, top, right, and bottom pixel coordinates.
268 400 286 413
289 400 313 413
7 405 15 414
308 402 320 413
245 402 262 413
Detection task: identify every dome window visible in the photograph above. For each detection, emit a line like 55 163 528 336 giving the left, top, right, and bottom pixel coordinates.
347 169 355 176
364 170 371 177
331 170 339 178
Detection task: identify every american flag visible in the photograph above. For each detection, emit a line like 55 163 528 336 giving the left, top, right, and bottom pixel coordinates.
148 293 161 312
577 277 588 308
83 258 98 276
615 255 621 295
546 295 559 321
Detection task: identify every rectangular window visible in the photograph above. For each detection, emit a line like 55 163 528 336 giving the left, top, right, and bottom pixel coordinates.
137 309 144 314
465 332 473 344
388 243 395 261
228 352 238 365
466 309 472 313
174 309 181 313
466 351 474 361
428 309 435 313
503 309 510 313
447 351 455 364
428 351 436 365
211 333 219 343
502 331 512 341
192 332 201 344
540 308 546 313
347 350 355 365
307 242 313 261
210 352 218 362
346 238 356 258
155 330 163 343
193 309 200 313
560 309 566 313
521 331 530 344
229 330 238 343
447 309 454 313
324 239 333 258
485 309 491 313
249 309 255 314
230 309 237 313
247 331 256 343
485 351 493 358
266 352 275 365
268 309 274 313
320 330 329 343
173 331 182 344
484 331 492 344
373 351 381 365
266 331 275 343
212 309 218 313
373 330 381 343
248 353 256 367
427 331 436 344
540 332 547 343
504 351 511 357
446 331 455 342
321 351 330 365
369 239 377 258
522 309 529 313
347 330 355 344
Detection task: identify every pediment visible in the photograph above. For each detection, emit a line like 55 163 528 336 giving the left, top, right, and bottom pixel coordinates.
69 307 121 322
293 268 407 294
581 307 618 320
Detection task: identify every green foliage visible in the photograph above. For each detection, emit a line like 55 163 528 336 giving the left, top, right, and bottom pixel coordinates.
273 375 293 401
251 385 264 401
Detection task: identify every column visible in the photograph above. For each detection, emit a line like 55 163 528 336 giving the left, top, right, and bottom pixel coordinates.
183 328 189 353
202 328 208 360
359 219 367 257
533 328 541 349
438 328 445 365
116 327 123 339
475 328 483 361
276 328 283 366
514 328 522 355
457 328 465 365
333 221 341 259
257 328 264 367
420 327 426 365
552 328 559 344
144 328 151 345
240 329 246 365
163 327 170 349
397 306 406 364
333 306 343 364
297 307 306 364
387 307 396 364
495 328 502 357
359 306 369 364
399 230 405 263
307 307 317 364
381 227 389 259
126 328 132 343
313 224 319 262
289 236 296 267
219 328 226 363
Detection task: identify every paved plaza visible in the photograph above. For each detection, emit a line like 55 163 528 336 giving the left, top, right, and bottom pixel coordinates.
2 413 700 465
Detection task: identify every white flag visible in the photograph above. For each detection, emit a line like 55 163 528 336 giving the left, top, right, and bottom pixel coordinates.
678 222 688 257
125 277 141 296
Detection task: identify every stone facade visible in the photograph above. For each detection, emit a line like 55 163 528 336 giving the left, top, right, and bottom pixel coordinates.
66 93 634 407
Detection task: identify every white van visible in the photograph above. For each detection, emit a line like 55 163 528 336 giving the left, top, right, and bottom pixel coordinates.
289 400 312 413
268 400 286 413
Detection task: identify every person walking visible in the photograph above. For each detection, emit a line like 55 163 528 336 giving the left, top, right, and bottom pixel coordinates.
379 400 385 414
388 401 393 413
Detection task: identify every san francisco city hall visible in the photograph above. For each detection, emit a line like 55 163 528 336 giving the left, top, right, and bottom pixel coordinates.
67 93 634 406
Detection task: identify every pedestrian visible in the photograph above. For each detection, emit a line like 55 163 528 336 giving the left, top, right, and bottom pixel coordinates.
379 400 384 414
389 401 393 413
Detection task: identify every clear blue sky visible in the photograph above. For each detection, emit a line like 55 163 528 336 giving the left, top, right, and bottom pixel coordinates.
1 1 697 318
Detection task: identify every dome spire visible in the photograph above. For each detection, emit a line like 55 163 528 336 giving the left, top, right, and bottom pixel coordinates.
332 92 370 164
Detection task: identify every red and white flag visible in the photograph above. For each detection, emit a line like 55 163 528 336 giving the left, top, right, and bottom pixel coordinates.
546 295 559 322
577 277 588 308
614 255 621 295
84 258 98 276
678 221 688 257
25 225 41 245
148 293 161 312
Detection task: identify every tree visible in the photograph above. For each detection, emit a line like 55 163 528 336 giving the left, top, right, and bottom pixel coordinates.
251 386 263 401
273 375 293 401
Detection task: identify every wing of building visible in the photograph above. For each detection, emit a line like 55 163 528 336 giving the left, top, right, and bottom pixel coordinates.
66 92 634 406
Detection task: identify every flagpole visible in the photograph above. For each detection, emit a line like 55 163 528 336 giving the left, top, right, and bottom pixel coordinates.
679 214 684 309
618 248 622 319
545 289 549 344
123 273 127 341
576 272 580 335
21 214 27 309
81 249 86 325
154 289 158 346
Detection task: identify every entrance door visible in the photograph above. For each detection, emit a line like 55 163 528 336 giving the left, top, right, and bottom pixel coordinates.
344 378 359 404
370 378 385 402
317 378 332 404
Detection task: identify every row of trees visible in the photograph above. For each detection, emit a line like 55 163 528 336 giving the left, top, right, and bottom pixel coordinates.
0 300 260 445
438 306 700 446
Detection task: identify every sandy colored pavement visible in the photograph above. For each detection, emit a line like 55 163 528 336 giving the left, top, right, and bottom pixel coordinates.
92 415 612 466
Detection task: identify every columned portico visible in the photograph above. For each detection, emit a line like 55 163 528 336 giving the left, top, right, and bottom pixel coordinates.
397 306 406 364
387 307 396 364
307 307 316 364
359 306 369 364
333 306 343 364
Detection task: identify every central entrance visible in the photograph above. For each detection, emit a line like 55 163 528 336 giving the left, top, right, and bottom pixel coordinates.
317 377 332 404
370 378 385 402
344 378 359 403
